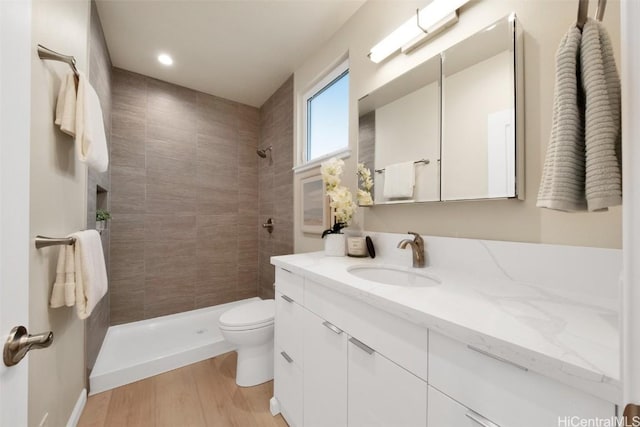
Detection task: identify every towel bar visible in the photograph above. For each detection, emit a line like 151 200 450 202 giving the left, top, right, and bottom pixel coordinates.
35 235 75 249
375 159 430 174
37 44 79 79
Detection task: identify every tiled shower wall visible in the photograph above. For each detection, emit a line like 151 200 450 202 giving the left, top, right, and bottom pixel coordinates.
86 1 112 378
109 68 263 324
258 77 294 299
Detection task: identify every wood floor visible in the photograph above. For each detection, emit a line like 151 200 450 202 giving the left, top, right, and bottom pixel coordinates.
78 352 288 427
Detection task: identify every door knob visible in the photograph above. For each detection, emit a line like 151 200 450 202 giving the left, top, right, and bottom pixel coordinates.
3 325 53 367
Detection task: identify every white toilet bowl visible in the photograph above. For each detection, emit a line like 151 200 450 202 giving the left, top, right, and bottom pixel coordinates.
219 299 275 387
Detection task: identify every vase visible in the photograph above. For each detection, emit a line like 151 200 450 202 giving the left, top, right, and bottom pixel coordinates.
324 233 346 257
96 220 107 234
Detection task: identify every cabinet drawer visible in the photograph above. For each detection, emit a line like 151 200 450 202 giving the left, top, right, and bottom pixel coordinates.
429 331 614 427
348 336 427 427
275 291 303 366
428 386 500 427
274 345 303 427
275 267 303 303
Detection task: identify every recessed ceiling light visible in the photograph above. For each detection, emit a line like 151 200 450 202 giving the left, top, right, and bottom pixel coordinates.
158 54 173 66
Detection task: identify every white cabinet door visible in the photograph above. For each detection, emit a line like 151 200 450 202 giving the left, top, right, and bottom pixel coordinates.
428 386 500 427
303 309 348 427
348 336 427 427
275 348 303 427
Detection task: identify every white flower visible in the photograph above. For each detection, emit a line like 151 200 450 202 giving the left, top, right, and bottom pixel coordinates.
321 158 345 192
321 157 357 226
357 162 373 192
328 186 357 225
357 189 373 206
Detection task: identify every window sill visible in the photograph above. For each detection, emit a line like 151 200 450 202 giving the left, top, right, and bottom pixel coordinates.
292 148 352 174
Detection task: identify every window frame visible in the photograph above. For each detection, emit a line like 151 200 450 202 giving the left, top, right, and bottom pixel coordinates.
298 59 350 171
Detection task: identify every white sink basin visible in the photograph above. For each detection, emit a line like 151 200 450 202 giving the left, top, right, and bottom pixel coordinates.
347 265 442 287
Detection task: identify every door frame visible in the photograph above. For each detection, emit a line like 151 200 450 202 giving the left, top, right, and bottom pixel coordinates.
621 0 640 414
0 1 32 426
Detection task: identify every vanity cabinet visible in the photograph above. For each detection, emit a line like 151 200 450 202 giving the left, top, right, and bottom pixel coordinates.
348 336 427 427
272 267 616 427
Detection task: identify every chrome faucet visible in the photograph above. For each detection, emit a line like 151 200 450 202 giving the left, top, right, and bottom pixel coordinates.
397 232 426 268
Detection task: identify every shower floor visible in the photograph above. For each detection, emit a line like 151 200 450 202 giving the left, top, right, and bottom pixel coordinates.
89 297 258 395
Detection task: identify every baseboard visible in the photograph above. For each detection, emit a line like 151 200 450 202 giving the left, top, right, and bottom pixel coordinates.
66 388 87 427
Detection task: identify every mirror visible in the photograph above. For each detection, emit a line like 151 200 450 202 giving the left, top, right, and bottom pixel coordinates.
357 14 523 205
441 15 520 200
358 56 441 204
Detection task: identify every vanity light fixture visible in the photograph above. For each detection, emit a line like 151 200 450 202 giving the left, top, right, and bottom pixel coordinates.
368 0 470 64
157 53 173 66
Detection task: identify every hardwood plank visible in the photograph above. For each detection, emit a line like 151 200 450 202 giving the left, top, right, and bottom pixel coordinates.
104 377 156 427
79 353 288 427
155 365 207 427
78 390 112 427
213 352 288 427
193 356 257 427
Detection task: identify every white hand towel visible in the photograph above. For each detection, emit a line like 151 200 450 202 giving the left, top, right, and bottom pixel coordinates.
54 72 77 137
581 18 622 211
71 230 108 319
537 26 585 211
49 247 67 308
75 72 109 173
64 244 76 307
383 161 415 199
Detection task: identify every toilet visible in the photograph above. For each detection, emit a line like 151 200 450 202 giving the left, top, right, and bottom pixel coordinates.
219 299 275 387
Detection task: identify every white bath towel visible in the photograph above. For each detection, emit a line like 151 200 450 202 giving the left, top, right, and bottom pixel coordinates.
64 245 76 307
54 71 77 137
537 26 586 211
581 18 622 211
75 72 109 173
71 230 108 319
49 247 67 308
383 161 415 199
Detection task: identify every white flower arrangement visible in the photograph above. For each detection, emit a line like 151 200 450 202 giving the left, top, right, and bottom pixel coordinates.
320 157 357 235
357 163 374 206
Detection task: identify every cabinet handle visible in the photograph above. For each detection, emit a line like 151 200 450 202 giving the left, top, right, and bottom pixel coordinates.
465 410 500 427
280 351 293 363
280 294 294 303
467 345 528 372
349 337 375 355
322 321 343 335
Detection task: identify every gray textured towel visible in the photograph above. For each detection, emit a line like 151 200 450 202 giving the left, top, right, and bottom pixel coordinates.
581 18 622 211
537 26 586 211
537 19 621 212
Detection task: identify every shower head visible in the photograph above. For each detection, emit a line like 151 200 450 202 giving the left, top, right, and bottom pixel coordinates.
257 146 272 158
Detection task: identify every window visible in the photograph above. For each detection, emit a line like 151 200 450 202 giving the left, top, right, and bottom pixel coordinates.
303 60 349 164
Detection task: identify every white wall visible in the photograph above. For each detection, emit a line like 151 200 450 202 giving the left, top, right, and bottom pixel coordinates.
293 0 621 253
29 0 90 425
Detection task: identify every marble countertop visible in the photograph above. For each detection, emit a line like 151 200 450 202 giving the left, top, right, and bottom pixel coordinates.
271 251 620 403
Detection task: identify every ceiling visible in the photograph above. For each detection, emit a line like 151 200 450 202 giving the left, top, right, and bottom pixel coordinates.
96 0 365 107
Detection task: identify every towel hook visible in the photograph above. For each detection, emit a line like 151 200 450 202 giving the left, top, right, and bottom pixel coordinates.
595 0 607 22
577 0 589 30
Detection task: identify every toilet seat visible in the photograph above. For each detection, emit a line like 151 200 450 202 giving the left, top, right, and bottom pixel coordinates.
219 299 275 331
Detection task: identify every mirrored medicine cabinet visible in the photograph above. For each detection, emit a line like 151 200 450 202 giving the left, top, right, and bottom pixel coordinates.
358 14 524 206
